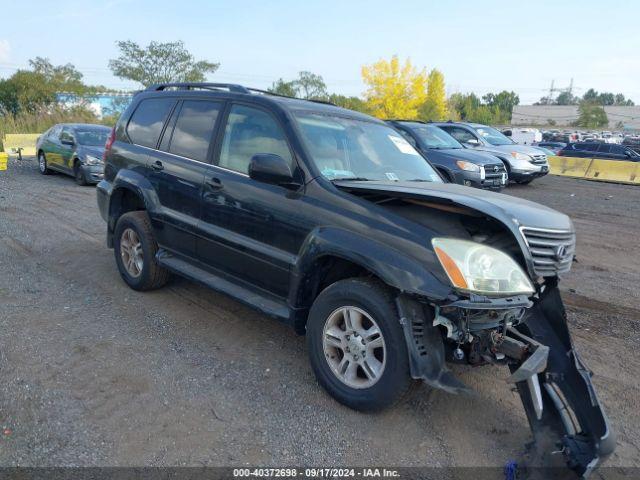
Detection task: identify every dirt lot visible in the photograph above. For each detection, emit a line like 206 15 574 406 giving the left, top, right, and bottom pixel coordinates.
1 156 639 471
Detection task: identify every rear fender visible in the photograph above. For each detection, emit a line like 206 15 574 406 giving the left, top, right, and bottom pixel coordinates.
107 169 160 241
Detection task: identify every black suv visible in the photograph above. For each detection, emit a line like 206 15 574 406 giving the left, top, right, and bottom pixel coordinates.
97 83 613 475
558 142 640 161
386 120 507 190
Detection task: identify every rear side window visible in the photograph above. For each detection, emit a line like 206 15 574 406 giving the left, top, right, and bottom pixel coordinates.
127 98 175 148
443 126 476 144
597 144 611 153
166 100 221 162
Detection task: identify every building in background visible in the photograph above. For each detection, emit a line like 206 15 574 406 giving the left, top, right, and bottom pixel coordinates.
511 105 640 131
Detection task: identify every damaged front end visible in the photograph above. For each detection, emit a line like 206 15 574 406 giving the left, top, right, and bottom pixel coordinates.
397 280 615 477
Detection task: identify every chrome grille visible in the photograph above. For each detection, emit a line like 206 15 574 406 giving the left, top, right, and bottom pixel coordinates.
531 154 547 164
520 227 575 277
484 163 506 179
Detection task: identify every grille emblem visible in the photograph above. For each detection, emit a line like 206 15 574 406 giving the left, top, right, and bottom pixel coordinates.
493 166 499 172
555 244 568 261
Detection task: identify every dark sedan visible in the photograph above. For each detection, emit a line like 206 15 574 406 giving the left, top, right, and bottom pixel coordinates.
36 123 111 185
387 120 507 190
558 142 640 161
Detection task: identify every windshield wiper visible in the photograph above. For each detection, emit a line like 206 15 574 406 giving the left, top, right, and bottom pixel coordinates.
331 177 371 182
406 179 432 182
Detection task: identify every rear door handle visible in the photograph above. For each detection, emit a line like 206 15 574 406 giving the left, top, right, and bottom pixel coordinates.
205 177 223 190
151 160 164 171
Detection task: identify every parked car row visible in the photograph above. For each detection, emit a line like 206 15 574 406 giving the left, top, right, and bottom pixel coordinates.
36 120 551 192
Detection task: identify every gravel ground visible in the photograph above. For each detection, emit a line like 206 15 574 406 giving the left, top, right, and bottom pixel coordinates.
0 156 638 471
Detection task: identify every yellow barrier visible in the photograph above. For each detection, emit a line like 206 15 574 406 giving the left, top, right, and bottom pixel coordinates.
584 159 640 185
2 133 40 157
548 156 593 177
0 152 7 171
549 155 640 185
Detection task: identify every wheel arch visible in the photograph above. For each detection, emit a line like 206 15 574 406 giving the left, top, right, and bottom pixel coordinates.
107 172 160 247
289 227 452 334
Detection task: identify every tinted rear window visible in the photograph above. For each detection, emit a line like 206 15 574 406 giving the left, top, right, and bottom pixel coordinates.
127 98 175 148
167 100 222 162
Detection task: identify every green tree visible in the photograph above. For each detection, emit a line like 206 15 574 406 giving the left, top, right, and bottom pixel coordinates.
108 40 219 87
419 69 447 121
0 70 56 115
327 94 369 113
29 57 88 93
269 78 298 97
576 102 608 128
293 71 328 100
555 91 579 105
482 90 519 123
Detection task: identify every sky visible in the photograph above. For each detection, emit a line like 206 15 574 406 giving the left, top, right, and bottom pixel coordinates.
1 0 639 104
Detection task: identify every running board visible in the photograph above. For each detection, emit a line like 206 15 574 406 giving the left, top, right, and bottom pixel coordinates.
156 250 290 321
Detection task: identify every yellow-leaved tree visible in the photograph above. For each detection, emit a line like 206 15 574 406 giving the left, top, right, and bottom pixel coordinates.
420 68 448 121
361 56 428 119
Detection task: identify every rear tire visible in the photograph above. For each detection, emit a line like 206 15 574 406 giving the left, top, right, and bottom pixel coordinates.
38 152 51 175
306 278 413 412
113 211 170 291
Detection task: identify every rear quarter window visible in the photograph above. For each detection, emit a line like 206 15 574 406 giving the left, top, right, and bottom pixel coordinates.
126 98 176 148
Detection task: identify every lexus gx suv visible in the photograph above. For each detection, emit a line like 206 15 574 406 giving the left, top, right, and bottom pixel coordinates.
97 83 613 477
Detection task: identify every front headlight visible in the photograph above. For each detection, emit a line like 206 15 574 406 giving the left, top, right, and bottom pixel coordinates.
432 238 534 296
85 155 102 165
455 160 480 173
511 152 532 162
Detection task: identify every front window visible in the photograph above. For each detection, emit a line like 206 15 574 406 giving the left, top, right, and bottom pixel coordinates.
294 113 441 183
75 128 111 146
473 125 514 146
402 123 462 150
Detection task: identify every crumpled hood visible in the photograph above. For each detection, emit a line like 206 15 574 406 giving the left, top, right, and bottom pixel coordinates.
333 180 572 231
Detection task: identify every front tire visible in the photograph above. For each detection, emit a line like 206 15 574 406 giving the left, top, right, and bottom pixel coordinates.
307 278 413 412
113 211 170 291
74 162 88 186
38 152 51 175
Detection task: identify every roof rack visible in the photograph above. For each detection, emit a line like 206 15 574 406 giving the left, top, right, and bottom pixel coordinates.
145 82 337 106
386 119 427 123
146 83 250 94
247 87 336 106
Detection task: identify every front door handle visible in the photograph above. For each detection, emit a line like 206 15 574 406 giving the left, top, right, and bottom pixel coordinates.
205 177 223 190
151 160 164 171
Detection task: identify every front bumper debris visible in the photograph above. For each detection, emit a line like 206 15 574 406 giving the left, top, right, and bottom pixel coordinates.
397 282 614 478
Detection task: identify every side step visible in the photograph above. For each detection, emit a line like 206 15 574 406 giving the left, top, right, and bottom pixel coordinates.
156 250 290 321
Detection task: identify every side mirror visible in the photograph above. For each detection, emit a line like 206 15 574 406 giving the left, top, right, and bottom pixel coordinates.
61 138 75 146
249 153 296 187
466 138 480 147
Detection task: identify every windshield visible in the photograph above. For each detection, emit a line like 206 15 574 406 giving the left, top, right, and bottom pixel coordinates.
294 113 442 183
75 128 110 146
473 125 514 146
403 123 462 149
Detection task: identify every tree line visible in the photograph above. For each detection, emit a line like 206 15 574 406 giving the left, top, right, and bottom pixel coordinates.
0 41 634 137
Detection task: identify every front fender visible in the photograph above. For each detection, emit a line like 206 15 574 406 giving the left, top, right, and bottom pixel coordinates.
290 226 453 311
